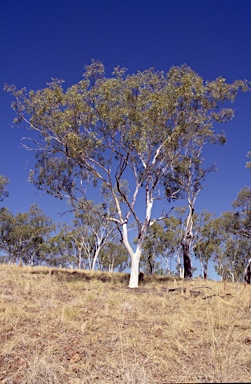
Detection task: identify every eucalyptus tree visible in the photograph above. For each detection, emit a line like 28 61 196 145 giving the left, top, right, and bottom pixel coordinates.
0 204 55 265
141 211 186 276
46 230 75 268
193 210 220 279
66 200 118 270
140 222 167 275
5 61 248 287
163 208 188 278
232 186 251 239
212 189 251 282
233 187 251 281
213 211 250 282
165 146 218 278
98 242 129 272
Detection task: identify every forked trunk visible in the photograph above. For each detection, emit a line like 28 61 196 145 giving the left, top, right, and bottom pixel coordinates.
124 192 153 288
128 247 142 288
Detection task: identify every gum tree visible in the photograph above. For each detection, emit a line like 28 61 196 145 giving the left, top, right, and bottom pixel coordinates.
0 204 55 265
99 242 129 272
212 189 251 282
67 200 118 270
5 61 248 287
165 146 218 278
193 210 220 280
140 222 167 275
233 187 251 282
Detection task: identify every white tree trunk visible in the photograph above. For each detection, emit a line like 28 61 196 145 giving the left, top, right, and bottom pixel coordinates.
118 189 153 288
120 222 143 288
176 252 184 278
91 248 101 271
128 248 141 288
78 248 82 270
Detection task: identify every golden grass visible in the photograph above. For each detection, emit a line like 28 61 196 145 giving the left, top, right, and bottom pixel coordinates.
0 265 251 383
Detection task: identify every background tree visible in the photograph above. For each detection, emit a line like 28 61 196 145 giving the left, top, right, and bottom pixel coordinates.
141 211 189 277
232 187 251 281
232 186 251 239
193 210 220 279
140 222 167 275
67 200 118 270
98 242 129 272
163 208 187 278
46 230 75 268
6 61 248 287
165 147 217 278
0 204 55 265
213 212 245 281
213 188 251 282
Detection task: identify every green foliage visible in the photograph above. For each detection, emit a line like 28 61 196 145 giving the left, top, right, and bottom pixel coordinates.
63 200 118 270
98 242 129 272
140 208 188 276
232 186 251 236
193 211 220 278
5 61 249 286
5 62 247 214
140 222 167 274
0 204 55 265
212 188 251 281
46 231 75 268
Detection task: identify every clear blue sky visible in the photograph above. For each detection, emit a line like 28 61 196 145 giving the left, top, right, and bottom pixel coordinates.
1 0 251 274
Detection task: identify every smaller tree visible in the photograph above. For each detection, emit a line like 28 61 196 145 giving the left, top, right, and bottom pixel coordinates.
46 230 75 268
213 199 251 283
65 200 118 270
193 210 220 280
99 242 129 272
232 187 251 239
140 222 167 275
165 141 218 279
0 205 55 265
232 187 251 281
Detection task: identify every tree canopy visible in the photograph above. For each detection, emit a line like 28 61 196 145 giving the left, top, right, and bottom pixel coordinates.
0 204 55 265
5 61 249 286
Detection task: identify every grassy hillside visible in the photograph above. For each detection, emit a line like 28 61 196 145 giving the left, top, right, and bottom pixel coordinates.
0 265 251 383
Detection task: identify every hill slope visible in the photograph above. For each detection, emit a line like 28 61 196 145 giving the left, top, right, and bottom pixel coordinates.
0 265 251 383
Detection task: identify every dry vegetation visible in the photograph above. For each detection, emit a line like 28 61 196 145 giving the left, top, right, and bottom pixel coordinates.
0 265 251 383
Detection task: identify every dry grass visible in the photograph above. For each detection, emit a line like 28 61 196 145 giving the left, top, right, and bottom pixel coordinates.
0 265 251 383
